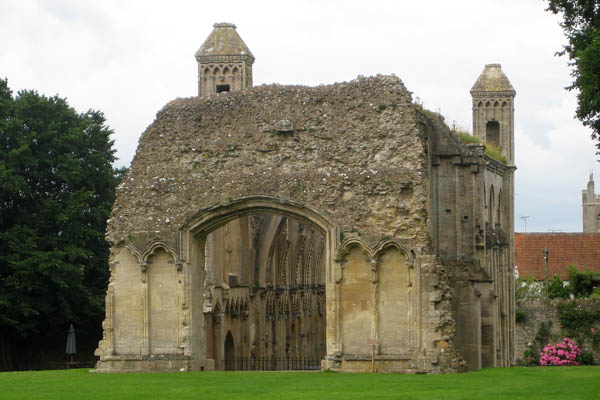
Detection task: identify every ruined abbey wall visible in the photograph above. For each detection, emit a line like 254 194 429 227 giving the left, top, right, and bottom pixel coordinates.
96 76 470 373
106 75 428 246
93 20 516 374
96 59 516 373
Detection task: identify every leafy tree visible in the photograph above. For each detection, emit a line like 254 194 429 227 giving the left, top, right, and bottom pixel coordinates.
548 274 572 299
0 79 120 369
567 264 600 298
556 300 600 347
546 1 600 149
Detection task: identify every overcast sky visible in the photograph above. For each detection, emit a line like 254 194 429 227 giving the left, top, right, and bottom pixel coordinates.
1 0 597 233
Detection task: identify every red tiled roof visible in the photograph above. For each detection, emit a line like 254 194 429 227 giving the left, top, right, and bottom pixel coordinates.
515 233 600 280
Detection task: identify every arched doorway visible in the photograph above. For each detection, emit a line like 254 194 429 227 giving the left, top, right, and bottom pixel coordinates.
184 197 334 371
224 331 235 371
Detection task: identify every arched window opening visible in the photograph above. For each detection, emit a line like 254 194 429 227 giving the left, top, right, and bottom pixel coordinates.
488 185 495 227
497 190 503 229
486 121 500 147
483 186 487 209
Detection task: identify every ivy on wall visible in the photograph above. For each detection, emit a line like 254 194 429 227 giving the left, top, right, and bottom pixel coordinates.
556 300 600 350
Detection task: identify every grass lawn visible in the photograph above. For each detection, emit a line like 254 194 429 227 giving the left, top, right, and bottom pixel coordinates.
1 367 599 400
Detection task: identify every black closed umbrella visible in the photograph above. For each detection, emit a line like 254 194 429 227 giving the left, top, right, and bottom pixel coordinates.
66 324 76 363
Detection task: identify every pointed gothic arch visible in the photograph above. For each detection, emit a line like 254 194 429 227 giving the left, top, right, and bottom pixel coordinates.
497 189 503 228
488 185 495 226
224 331 235 370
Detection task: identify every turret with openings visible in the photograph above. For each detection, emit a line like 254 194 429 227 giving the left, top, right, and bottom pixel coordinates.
470 64 516 165
195 23 254 97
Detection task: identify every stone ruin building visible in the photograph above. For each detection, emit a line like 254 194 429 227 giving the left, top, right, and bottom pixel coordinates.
95 23 516 373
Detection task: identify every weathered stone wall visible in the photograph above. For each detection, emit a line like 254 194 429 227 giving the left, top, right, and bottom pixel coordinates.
515 299 600 363
98 75 457 373
424 114 515 369
418 258 466 374
515 301 559 362
111 247 143 355
107 75 428 248
331 249 465 373
96 72 514 374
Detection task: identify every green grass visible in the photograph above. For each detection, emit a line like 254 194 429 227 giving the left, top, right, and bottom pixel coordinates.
1 367 599 399
457 131 482 144
484 143 508 164
456 132 508 164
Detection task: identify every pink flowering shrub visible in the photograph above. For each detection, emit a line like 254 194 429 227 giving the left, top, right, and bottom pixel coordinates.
539 337 581 366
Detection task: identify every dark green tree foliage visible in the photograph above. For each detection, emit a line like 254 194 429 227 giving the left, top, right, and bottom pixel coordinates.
567 264 600 298
0 79 119 368
547 1 600 149
548 274 572 299
556 300 600 348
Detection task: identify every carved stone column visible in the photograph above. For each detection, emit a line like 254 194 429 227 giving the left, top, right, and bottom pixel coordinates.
333 258 345 356
176 260 186 354
140 261 150 356
370 258 380 355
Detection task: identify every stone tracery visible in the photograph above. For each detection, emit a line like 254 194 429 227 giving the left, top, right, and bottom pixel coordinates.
202 214 326 370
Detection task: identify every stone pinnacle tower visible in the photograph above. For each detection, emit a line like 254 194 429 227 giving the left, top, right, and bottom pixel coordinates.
470 64 516 165
195 23 255 97
582 173 600 232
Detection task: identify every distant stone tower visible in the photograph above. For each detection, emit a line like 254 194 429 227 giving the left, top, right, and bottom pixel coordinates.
470 64 516 164
195 23 254 97
582 173 600 232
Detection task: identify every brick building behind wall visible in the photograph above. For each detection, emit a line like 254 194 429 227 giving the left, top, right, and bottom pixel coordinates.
515 233 600 280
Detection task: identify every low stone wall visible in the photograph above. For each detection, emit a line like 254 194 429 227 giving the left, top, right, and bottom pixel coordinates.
514 301 560 362
515 299 600 364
